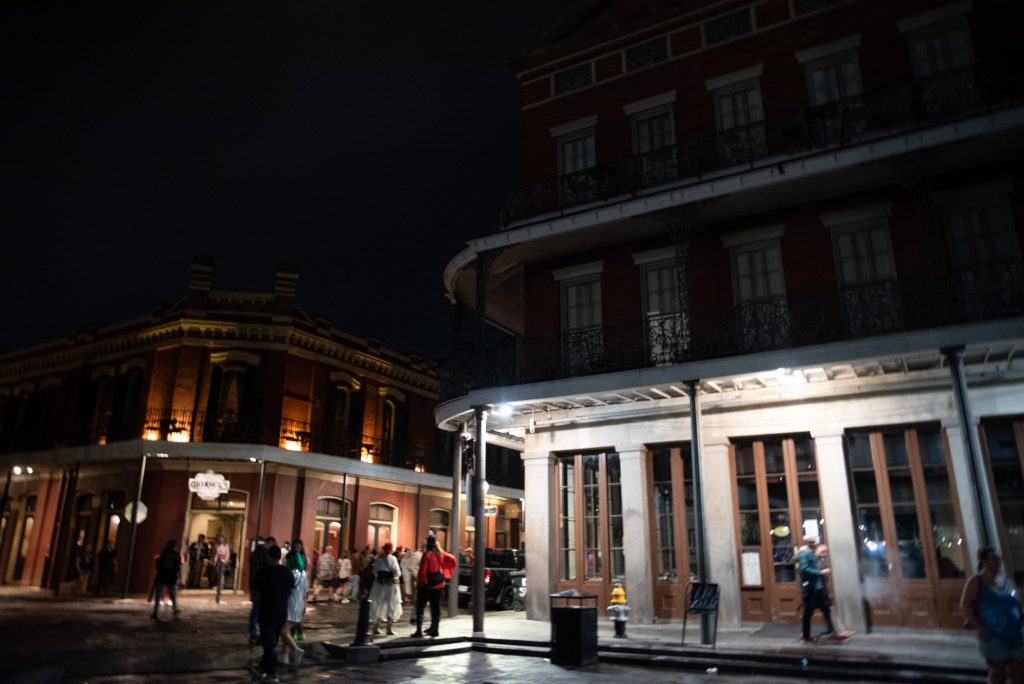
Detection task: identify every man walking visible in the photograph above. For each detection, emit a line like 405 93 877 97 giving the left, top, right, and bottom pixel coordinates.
152 539 181 620
411 534 456 638
797 535 848 643
187 534 207 588
249 536 276 646
254 544 294 682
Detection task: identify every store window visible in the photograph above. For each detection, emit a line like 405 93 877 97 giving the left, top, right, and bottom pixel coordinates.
367 503 396 551
315 497 349 554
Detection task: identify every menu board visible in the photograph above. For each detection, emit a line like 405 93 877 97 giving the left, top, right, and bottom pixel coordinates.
742 551 762 586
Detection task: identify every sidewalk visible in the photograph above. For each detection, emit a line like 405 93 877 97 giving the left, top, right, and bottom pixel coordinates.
0 586 984 681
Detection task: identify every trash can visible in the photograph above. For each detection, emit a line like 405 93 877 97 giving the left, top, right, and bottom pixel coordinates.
550 589 598 666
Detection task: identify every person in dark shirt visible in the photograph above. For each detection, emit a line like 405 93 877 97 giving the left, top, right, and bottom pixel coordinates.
248 536 276 646
254 544 294 681
151 540 181 620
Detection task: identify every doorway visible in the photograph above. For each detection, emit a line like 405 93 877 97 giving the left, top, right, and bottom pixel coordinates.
845 425 968 627
184 490 247 590
650 445 696 619
731 435 824 622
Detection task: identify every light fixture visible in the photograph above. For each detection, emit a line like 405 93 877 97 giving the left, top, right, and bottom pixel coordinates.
529 416 536 434
495 404 513 418
249 457 257 463
26 466 33 474
13 465 22 475
775 367 806 386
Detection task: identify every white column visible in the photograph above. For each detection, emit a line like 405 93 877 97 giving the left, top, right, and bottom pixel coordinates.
813 432 867 632
618 447 655 624
944 421 986 567
522 450 557 621
701 439 741 627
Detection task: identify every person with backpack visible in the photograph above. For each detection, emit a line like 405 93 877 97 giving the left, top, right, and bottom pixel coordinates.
411 533 457 638
152 539 181 620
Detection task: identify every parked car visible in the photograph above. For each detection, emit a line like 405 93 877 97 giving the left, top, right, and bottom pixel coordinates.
457 549 524 610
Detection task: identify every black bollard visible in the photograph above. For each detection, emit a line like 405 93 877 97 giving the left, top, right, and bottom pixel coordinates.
352 598 373 647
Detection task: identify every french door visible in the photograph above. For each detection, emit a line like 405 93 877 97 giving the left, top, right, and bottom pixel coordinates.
980 417 1024 586
845 426 967 628
556 452 622 607
650 445 696 618
732 435 823 622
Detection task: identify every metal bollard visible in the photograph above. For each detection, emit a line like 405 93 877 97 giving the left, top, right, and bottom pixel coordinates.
352 598 373 647
608 584 630 639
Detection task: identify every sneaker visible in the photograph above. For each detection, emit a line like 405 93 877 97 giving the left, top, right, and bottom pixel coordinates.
799 636 817 644
292 647 305 667
279 652 290 665
260 673 279 682
830 632 852 641
341 598 350 604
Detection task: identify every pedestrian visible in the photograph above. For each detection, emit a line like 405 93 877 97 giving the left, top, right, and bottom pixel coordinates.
280 539 307 663
399 546 413 604
797 535 845 643
254 544 293 682
187 534 207 588
348 547 362 600
334 549 352 603
249 535 276 646
76 543 95 593
96 541 117 595
411 534 457 638
369 542 402 636
213 535 231 598
961 547 1024 684
313 545 336 603
151 539 181 620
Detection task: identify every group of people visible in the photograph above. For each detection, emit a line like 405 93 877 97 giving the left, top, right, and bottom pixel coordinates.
244 533 455 680
186 533 233 591
72 541 117 594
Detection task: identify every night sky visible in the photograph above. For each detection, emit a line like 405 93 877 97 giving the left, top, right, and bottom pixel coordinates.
1 2 577 360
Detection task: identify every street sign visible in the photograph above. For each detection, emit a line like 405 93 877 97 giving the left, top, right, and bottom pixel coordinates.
483 504 498 517
124 500 148 524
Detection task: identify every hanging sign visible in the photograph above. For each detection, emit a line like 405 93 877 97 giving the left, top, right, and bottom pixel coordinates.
189 470 230 501
483 504 498 517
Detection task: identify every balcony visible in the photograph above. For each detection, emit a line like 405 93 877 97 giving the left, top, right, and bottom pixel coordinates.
442 268 1023 397
500 61 1024 226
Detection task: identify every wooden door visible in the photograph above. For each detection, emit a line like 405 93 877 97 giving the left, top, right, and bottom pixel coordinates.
556 452 622 608
846 426 968 628
980 418 1024 586
732 435 824 622
649 446 694 619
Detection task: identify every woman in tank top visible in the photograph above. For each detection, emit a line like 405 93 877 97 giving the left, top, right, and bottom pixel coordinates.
961 547 1024 683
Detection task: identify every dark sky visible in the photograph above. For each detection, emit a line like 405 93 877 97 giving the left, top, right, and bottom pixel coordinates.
1 2 577 360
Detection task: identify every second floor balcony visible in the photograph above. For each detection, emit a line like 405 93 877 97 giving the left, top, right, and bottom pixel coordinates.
442 263 1024 397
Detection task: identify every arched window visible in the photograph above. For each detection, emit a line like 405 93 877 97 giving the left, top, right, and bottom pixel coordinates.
315 497 350 553
429 509 450 551
367 503 396 552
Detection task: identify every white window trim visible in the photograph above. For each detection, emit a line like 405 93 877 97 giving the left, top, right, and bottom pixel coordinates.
631 246 677 266
560 276 602 332
729 238 788 302
802 50 863 105
795 34 861 64
820 203 893 229
550 115 599 139
556 127 596 176
932 179 1014 206
553 260 604 281
896 1 972 33
705 63 763 92
630 104 676 153
623 90 677 115
721 224 784 248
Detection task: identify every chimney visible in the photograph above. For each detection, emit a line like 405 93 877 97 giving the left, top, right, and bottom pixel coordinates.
272 263 300 321
186 258 215 314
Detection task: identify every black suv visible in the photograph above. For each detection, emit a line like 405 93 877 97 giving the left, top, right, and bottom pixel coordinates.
457 549 524 610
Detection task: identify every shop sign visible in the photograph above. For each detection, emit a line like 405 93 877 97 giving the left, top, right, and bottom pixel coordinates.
483 504 498 517
189 470 231 501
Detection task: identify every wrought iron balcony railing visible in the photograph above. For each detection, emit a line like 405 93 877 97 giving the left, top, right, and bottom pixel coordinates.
500 61 1024 225
442 268 1023 397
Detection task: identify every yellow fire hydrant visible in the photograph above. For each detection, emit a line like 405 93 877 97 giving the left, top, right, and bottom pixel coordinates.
608 583 630 638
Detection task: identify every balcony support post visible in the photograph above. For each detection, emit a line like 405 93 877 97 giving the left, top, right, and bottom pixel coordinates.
944 346 999 551
472 406 487 636
448 424 464 618
684 380 712 645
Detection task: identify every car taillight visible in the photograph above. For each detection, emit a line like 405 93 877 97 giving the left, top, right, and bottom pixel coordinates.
485 569 492 585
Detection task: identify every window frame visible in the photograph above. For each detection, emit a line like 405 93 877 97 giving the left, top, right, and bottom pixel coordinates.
557 128 597 176
712 79 764 132
803 50 863 106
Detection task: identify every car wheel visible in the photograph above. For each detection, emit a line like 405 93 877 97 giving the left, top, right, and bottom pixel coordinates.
500 587 516 611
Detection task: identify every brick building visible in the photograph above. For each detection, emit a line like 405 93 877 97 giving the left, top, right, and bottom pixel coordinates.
438 0 1024 631
0 261 522 594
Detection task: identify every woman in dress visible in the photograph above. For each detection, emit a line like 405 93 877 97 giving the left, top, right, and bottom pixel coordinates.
279 539 307 667
961 547 1024 684
369 542 402 636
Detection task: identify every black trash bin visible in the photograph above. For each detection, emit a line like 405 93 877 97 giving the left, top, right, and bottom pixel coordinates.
550 589 598 667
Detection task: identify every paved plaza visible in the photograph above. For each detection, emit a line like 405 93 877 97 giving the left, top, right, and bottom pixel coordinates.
1 587 985 683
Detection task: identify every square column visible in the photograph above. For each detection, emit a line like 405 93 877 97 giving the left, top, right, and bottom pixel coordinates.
618 447 655 624
944 421 986 567
813 432 867 632
701 439 741 627
522 450 557 621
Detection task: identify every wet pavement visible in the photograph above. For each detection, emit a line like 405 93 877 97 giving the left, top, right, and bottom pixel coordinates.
0 587 985 683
